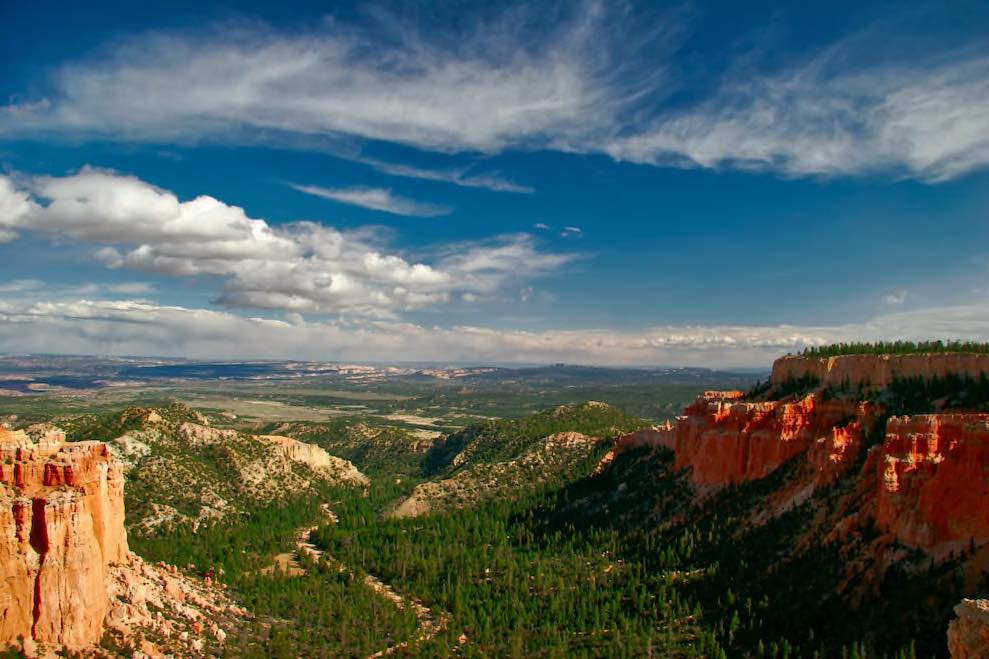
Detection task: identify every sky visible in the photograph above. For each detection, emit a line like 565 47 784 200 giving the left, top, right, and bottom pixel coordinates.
1 0 988 367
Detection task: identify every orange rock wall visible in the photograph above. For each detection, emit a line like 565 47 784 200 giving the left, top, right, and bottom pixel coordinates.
673 393 860 486
771 353 989 389
0 429 128 650
877 414 989 558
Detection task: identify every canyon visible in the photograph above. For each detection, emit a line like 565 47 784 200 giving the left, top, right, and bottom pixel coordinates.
2 351 989 655
664 355 989 559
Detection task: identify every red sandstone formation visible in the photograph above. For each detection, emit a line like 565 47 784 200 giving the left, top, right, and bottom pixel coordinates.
877 414 989 558
0 427 128 650
806 422 864 489
673 392 862 486
665 357 989 560
771 353 989 390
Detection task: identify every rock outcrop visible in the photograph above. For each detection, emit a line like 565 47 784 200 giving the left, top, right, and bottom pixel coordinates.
948 599 989 658
614 423 677 452
673 391 863 486
877 414 989 558
260 435 370 487
772 353 989 390
0 427 128 650
103 552 251 657
178 421 238 446
660 354 989 563
390 431 600 518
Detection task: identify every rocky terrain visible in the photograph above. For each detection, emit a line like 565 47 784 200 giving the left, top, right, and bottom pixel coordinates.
949 599 989 658
389 430 604 518
82 405 369 535
269 420 437 477
388 402 644 517
600 351 989 656
0 425 251 656
3 349 988 656
772 352 989 389
657 355 989 560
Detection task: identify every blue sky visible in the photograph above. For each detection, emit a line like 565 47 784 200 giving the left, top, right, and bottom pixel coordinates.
1 0 988 366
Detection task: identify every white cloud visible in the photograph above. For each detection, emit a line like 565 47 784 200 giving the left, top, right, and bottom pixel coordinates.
0 3 635 154
0 168 573 316
0 279 45 294
289 183 451 217
0 278 155 298
560 226 583 238
4 7 986 181
355 156 533 194
883 290 908 305
2 296 989 367
602 48 989 182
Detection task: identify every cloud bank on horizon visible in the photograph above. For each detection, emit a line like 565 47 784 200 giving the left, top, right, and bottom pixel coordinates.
1 1 988 366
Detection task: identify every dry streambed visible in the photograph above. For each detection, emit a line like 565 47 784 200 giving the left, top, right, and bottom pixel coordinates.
263 503 452 656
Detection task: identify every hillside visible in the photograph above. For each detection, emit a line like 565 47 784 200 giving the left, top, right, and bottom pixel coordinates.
313 351 989 657
60 404 368 537
384 402 646 516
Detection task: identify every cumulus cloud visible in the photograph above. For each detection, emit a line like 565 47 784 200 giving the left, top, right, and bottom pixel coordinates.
289 183 451 217
0 168 574 316
3 296 989 367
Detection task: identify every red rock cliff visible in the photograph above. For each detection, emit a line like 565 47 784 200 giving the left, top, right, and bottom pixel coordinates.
772 353 989 389
673 391 862 486
0 427 128 650
877 414 989 558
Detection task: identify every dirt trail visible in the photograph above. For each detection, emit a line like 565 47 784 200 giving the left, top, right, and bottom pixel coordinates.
263 501 453 655
260 503 335 576
364 571 451 657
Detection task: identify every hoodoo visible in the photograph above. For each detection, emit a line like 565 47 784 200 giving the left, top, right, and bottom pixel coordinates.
672 390 866 486
0 427 128 650
877 414 989 558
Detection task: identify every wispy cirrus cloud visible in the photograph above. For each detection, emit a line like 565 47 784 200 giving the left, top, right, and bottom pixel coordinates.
601 45 989 182
1 5 987 182
0 168 574 316
0 2 642 152
354 155 534 194
289 183 451 217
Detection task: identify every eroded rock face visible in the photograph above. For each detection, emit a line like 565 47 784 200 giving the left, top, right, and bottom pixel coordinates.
0 428 128 650
772 353 989 390
177 422 238 446
260 435 370 487
614 423 677 452
948 599 989 658
877 414 989 558
673 392 861 486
